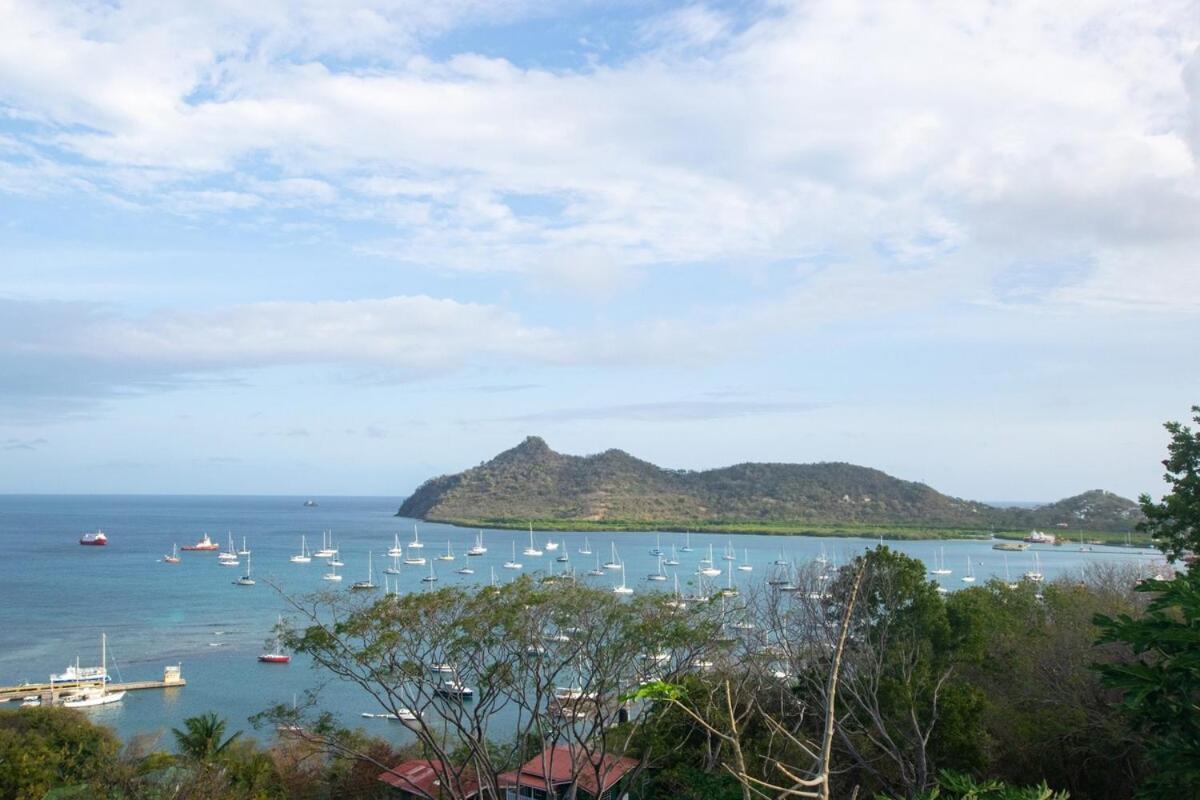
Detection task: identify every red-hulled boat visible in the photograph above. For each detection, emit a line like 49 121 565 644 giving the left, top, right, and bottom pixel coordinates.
181 533 219 551
258 616 290 663
80 530 108 546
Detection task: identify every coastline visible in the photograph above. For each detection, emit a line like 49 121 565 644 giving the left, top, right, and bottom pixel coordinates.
395 512 1150 545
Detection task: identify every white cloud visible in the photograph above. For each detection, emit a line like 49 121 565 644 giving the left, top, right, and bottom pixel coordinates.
2 295 566 370
0 0 1196 310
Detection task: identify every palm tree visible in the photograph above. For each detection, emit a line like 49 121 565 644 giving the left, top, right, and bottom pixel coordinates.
171 713 241 762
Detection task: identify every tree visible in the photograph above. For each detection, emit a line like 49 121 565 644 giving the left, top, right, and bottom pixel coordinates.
1094 574 1200 799
814 547 986 796
631 560 867 800
951 567 1149 799
172 712 242 763
0 706 120 800
273 576 719 800
880 770 1071 800
1137 405 1200 562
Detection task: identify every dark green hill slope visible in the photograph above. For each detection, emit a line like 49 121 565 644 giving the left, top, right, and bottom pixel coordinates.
398 437 1143 534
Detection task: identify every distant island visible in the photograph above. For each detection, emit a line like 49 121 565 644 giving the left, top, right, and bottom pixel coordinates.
397 436 1145 541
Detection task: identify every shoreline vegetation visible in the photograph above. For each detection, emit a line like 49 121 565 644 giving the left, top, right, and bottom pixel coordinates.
405 515 1156 546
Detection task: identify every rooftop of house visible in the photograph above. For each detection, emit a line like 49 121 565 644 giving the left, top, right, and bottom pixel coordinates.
378 759 479 799
497 744 639 796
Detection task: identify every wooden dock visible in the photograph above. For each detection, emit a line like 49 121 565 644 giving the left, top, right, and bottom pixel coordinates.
0 665 185 703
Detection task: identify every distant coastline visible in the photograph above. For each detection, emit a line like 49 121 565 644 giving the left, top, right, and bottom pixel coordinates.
393 513 1153 545
397 436 1147 542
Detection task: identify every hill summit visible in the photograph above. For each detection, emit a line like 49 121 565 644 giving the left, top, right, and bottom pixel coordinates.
398 438 1142 533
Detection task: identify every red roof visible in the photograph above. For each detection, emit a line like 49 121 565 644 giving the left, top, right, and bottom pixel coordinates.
497 745 639 797
378 759 479 799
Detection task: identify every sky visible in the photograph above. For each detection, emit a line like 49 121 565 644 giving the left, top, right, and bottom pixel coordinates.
0 0 1197 501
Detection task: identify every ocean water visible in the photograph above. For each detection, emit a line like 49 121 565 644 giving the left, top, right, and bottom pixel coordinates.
0 495 1167 745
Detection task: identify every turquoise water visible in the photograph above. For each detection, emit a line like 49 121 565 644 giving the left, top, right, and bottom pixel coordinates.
0 495 1166 745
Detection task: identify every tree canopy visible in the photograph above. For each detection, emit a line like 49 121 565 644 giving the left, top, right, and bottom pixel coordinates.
1137 405 1200 562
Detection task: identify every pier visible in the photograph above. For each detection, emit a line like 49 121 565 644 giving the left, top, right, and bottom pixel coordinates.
0 665 185 704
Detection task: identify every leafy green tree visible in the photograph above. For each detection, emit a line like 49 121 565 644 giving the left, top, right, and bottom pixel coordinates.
823 547 987 796
276 577 716 800
880 769 1070 799
1137 405 1200 562
171 712 242 762
0 706 120 800
1094 574 1200 799
950 571 1147 799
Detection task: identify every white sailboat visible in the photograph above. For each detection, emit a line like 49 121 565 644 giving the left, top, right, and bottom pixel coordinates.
162 543 180 564
503 541 522 570
387 533 404 558
313 530 337 559
422 560 438 583
290 535 311 564
649 534 663 556
665 573 687 609
218 534 238 566
408 524 424 550
234 553 255 586
326 539 344 566
545 538 559 552
578 537 593 556
467 530 487 556
722 539 736 561
585 553 605 577
663 543 679 566
929 547 952 576
238 536 251 556
737 548 753 572
384 553 401 575
437 541 455 561
61 634 125 708
603 542 622 570
350 552 377 590
699 544 722 577
523 524 543 557
680 531 694 552
1024 552 1044 582
961 557 976 584
613 562 633 595
322 560 342 581
647 554 668 581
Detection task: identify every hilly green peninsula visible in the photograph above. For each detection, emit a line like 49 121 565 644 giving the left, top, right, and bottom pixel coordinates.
397 437 1145 542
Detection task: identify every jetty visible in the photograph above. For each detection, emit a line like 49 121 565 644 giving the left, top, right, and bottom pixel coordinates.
0 665 185 704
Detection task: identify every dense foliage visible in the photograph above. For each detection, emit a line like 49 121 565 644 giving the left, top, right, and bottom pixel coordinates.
1094 574 1200 799
0 705 120 799
1137 405 1200 561
0 707 408 800
1091 406 1200 799
398 436 1141 532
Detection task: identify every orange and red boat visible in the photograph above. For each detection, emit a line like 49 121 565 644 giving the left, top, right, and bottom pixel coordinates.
181 533 219 551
